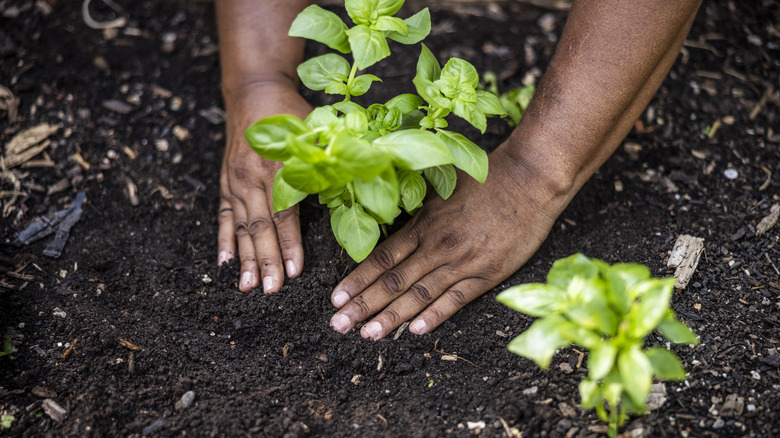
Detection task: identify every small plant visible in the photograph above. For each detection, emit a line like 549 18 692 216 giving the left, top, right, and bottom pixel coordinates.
481 72 535 127
1 414 14 429
245 0 506 261
497 253 699 437
0 338 14 359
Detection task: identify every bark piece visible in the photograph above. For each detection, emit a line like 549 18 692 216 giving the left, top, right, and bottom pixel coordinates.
756 204 779 237
667 235 704 290
42 399 67 422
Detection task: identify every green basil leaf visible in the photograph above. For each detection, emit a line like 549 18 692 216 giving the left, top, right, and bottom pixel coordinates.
507 315 571 369
349 74 382 97
297 54 351 91
415 43 441 82
305 106 339 129
373 16 407 35
399 109 425 130
330 204 347 248
645 347 686 381
578 379 601 409
289 5 350 53
354 167 400 224
325 80 350 96
439 57 479 92
330 132 389 180
412 76 451 110
546 253 598 291
626 278 674 339
333 101 366 115
452 99 487 133
435 130 488 183
286 132 327 163
338 203 381 262
321 193 343 209
345 0 374 25
376 0 404 16
475 90 507 116
587 342 618 381
388 8 431 45
398 170 426 212
345 111 369 136
272 169 308 212
346 24 391 70
617 345 653 411
386 94 424 115
244 114 308 161
372 129 453 170
610 263 651 302
496 283 565 317
657 315 699 345
281 157 331 194
424 164 456 200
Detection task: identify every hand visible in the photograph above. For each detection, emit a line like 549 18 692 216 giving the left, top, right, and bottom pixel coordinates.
218 82 312 292
328 144 576 340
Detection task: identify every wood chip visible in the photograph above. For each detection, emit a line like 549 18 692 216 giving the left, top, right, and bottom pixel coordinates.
42 398 67 422
393 321 409 340
2 123 57 169
749 84 774 121
756 204 779 236
32 386 58 398
667 235 704 290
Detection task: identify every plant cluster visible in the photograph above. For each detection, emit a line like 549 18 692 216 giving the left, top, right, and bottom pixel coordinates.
481 72 535 127
245 0 506 261
497 253 699 436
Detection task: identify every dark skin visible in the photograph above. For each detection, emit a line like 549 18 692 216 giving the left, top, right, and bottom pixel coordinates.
216 0 703 340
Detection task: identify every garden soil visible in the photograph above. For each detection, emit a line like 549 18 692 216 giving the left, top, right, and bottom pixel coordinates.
1 1 779 437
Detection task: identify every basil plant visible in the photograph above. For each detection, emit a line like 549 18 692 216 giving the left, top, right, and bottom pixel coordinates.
244 0 506 261
497 253 699 437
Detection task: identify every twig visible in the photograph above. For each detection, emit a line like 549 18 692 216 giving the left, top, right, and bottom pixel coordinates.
62 338 78 359
433 339 480 368
766 253 780 276
82 0 127 30
749 84 775 121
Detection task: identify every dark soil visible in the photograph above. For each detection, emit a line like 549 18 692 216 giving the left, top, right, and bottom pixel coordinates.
2 1 780 437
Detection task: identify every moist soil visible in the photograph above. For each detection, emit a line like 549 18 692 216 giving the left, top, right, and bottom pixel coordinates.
2 1 780 437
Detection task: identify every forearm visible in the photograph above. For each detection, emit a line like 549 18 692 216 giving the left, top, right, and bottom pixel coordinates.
504 0 702 197
216 0 311 104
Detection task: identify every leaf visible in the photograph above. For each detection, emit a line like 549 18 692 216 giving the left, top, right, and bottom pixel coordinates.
412 76 451 110
354 167 400 224
280 157 331 194
398 170 426 212
346 24 391 70
244 114 308 161
272 169 308 212
507 316 571 369
338 203 381 262
349 74 382 97
424 164 456 200
415 44 441 82
376 0 404 16
587 342 618 381
438 58 479 95
386 94 424 115
297 54 351 91
388 8 431 45
578 379 601 409
345 111 369 136
372 129 453 170
333 101 366 115
452 99 487 133
373 16 407 35
436 130 488 183
657 316 699 345
330 204 347 247
496 283 565 317
286 132 327 163
563 276 619 336
345 0 375 25
609 263 651 301
325 81 350 96
617 345 653 411
645 347 687 380
475 90 507 116
289 5 350 53
305 106 339 129
331 132 389 181
546 253 598 291
626 278 674 339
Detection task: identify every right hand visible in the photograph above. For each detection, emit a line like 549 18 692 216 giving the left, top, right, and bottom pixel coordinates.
218 81 313 293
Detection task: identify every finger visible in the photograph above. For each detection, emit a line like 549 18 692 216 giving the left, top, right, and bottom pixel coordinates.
359 267 458 341
233 202 260 292
409 278 492 335
267 196 304 279
330 225 420 309
217 201 236 266
245 192 285 294
330 250 438 334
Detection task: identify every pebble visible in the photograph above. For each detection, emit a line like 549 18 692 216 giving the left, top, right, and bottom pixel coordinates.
723 168 738 180
143 418 167 435
175 391 195 410
713 418 725 429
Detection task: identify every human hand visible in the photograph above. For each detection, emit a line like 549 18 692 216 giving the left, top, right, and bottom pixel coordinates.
218 82 312 292
328 144 576 340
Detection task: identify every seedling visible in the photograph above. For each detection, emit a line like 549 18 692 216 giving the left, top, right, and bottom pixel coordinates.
482 72 535 126
0 338 14 359
497 253 699 437
1 414 14 429
245 0 506 261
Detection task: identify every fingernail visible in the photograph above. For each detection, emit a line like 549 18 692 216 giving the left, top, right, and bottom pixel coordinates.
331 314 351 334
218 251 228 265
361 321 382 340
410 319 427 335
241 271 253 289
285 260 297 277
332 291 349 307
262 276 276 293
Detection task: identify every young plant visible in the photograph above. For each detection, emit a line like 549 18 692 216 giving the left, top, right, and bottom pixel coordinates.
482 72 535 127
496 253 699 437
245 0 506 261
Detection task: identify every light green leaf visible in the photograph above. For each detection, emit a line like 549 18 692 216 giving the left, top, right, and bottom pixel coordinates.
272 169 308 212
372 129 453 170
289 5 350 53
338 203 381 262
453 99 487 133
354 167 400 224
244 114 308 161
587 342 618 381
617 345 653 411
388 8 431 45
373 16 407 35
438 58 479 94
398 170 426 212
645 347 687 380
330 204 347 247
415 43 441 82
626 278 674 339
578 379 601 409
345 0 374 25
657 316 699 345
325 80 350 96
475 90 507 116
281 157 331 194
507 316 571 369
435 130 488 183
376 0 404 16
345 111 369 136
412 76 451 110
349 74 382 97
496 283 565 317
610 263 651 301
333 101 366 115
286 132 327 163
305 106 339 129
386 94 424 115
346 25 391 70
297 54 351 91
424 164 456 199
330 132 389 181
546 253 599 291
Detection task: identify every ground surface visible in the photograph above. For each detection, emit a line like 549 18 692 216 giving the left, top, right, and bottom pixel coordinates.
1 0 780 437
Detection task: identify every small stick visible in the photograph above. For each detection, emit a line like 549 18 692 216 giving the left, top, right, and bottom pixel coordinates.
766 253 780 276
62 338 78 359
118 338 141 351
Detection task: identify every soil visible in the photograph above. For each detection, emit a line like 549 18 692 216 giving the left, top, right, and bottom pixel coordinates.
2 1 779 437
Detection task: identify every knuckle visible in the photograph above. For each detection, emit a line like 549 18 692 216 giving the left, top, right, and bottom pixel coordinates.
434 231 462 252
248 217 274 236
218 209 233 224
371 245 397 271
410 283 433 303
272 208 299 225
446 288 468 307
234 221 249 237
351 295 372 316
381 270 406 296
382 308 401 326
427 304 444 322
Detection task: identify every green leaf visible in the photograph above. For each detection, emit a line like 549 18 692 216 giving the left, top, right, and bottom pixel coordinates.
325 80 350 96
372 129 453 170
244 114 309 161
373 16 407 35
333 101 366 115
587 342 618 381
657 316 699 345
436 130 488 183
563 276 619 336
272 169 308 212
386 94 424 115
398 170 426 212
415 44 441 82
546 253 598 291
345 111 369 136
424 164 457 200
330 204 347 247
507 316 571 369
330 132 389 181
617 345 653 411
297 54 351 91
354 166 400 223
437 58 479 96
376 0 404 16
345 0 375 25
475 90 507 116
349 74 382 97
610 263 651 301
453 99 487 133
286 132 327 163
388 8 431 45
289 5 350 53
412 77 451 110
578 379 601 409
626 278 674 339
281 157 331 194
338 203 381 262
346 24 391 70
496 283 566 317
305 106 339 129
645 347 687 381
